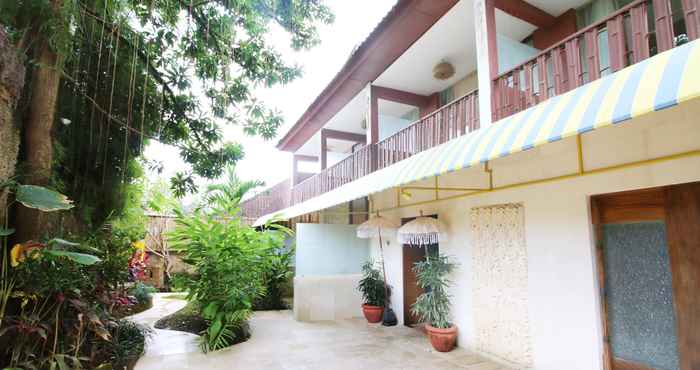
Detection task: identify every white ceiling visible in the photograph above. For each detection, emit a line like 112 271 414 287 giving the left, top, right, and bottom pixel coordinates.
495 9 537 40
373 0 476 95
526 0 590 17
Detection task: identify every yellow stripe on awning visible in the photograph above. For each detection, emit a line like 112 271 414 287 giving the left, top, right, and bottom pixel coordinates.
254 40 700 226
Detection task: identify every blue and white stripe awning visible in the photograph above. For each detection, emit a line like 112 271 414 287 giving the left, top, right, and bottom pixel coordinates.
254 39 700 226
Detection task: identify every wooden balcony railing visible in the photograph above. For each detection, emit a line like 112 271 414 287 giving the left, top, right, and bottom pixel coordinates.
377 91 479 169
493 0 700 121
239 179 291 221
291 144 374 204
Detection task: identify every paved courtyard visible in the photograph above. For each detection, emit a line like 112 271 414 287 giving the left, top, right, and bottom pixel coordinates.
133 294 514 370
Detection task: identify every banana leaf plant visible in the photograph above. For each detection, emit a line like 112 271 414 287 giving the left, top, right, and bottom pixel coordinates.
1 180 99 326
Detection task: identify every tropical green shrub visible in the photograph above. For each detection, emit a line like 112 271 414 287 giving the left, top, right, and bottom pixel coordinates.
96 319 152 369
410 254 456 329
169 209 291 352
358 260 385 307
253 245 294 310
0 181 150 368
170 272 193 292
129 282 157 305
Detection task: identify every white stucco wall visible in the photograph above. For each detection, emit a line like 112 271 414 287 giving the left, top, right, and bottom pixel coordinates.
379 114 413 141
293 274 364 322
294 223 370 322
364 102 700 370
496 34 540 74
295 223 369 276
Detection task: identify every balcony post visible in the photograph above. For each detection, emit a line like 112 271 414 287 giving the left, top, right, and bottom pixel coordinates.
321 129 328 170
473 0 498 125
368 85 380 171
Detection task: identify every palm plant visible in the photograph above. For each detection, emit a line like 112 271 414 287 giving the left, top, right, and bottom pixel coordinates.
203 166 264 214
410 254 455 329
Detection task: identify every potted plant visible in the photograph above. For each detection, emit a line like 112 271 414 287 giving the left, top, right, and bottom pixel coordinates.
411 253 457 352
357 260 385 323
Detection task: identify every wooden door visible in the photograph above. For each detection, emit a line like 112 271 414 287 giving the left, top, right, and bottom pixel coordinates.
403 246 425 326
591 182 700 370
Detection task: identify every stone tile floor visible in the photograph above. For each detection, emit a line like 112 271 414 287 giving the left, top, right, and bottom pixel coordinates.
133 294 514 370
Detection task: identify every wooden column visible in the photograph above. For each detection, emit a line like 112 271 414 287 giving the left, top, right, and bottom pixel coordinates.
368 86 380 145
321 129 328 170
485 0 499 79
664 182 700 370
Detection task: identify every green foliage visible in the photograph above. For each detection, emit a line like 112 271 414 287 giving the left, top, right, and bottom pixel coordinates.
358 260 385 307
128 281 157 305
169 177 293 352
254 244 294 310
13 248 96 298
15 184 74 211
410 254 456 329
2 0 334 205
169 272 192 292
1 184 149 368
43 248 102 265
107 163 148 240
145 179 179 215
96 319 152 370
202 165 263 213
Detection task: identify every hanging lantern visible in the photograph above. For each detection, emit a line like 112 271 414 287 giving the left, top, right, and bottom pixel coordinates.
433 61 456 80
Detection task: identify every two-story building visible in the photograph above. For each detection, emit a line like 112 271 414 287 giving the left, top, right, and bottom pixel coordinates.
240 1 700 369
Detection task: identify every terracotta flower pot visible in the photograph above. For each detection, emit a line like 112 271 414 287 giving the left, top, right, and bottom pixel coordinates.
361 304 384 323
425 324 457 352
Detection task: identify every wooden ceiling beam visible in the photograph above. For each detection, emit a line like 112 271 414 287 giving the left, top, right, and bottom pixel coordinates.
322 128 367 143
494 0 556 29
371 85 432 107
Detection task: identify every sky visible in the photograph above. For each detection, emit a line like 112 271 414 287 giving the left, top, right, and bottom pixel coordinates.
144 0 397 197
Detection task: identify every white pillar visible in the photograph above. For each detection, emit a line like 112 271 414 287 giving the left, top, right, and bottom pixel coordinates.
473 0 496 126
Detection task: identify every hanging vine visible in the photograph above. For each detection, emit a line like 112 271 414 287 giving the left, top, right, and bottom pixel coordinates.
2 0 335 229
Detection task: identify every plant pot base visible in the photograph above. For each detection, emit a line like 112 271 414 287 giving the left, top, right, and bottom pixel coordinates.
425 324 457 352
361 304 384 323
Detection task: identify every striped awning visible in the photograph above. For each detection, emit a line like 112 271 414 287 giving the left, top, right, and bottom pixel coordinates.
254 39 700 226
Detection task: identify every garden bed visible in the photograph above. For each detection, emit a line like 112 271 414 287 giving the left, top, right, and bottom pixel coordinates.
154 301 250 347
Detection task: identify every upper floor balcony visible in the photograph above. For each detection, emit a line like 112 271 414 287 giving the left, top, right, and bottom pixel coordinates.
241 0 700 222
492 0 700 121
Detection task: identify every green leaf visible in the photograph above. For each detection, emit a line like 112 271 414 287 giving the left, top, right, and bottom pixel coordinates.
16 185 73 212
209 319 223 337
44 250 101 265
47 238 80 249
202 302 219 319
0 228 14 236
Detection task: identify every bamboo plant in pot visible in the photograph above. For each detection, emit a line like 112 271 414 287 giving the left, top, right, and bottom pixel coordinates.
358 260 386 323
411 253 457 352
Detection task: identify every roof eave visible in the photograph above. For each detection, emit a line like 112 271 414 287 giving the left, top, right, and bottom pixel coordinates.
276 0 459 152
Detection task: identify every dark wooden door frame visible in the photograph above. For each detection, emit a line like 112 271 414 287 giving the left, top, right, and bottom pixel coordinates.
401 214 438 327
591 182 700 370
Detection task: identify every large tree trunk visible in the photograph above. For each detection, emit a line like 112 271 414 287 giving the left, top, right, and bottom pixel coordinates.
0 27 25 227
14 27 62 242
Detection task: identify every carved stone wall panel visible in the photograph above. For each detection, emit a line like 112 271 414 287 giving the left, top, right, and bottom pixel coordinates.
470 203 533 366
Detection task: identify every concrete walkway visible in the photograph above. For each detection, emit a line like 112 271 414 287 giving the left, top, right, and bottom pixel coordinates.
134 293 514 370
